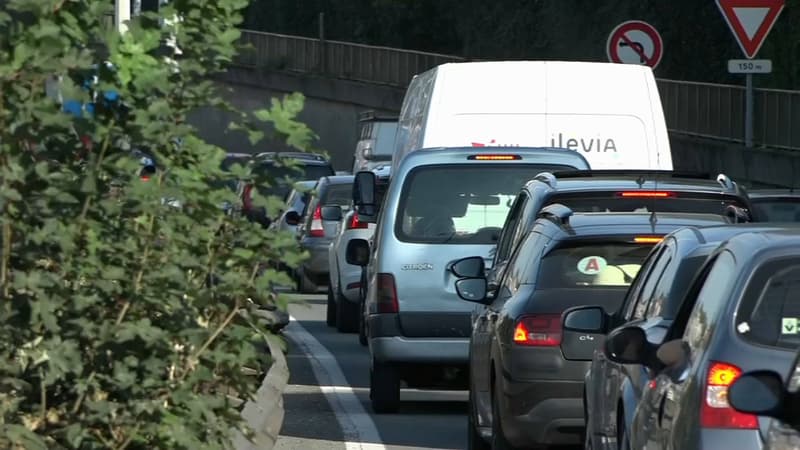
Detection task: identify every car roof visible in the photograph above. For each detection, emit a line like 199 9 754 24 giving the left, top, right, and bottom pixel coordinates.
717 227 800 257
255 152 331 165
747 189 800 199
666 224 798 247
538 212 731 240
526 170 742 195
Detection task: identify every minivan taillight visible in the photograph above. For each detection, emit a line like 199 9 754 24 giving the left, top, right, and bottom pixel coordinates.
700 361 758 429
309 205 325 237
347 212 369 230
375 273 398 313
513 314 562 346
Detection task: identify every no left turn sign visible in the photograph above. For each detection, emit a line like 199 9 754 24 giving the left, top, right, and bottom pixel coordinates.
607 20 664 69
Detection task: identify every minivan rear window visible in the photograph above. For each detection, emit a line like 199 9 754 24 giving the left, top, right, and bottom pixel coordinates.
396 164 575 245
323 183 354 207
535 242 656 288
751 199 800 222
545 192 749 217
737 258 800 350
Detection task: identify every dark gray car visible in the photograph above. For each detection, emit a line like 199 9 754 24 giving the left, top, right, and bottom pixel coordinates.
586 228 800 450
450 206 730 450
296 175 354 293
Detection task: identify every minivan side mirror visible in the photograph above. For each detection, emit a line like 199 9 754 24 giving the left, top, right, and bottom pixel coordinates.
284 210 301 226
346 239 370 267
728 371 785 418
320 205 343 221
563 306 609 334
451 256 485 278
604 326 652 365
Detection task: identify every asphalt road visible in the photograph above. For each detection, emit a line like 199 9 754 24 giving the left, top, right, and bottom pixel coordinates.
274 294 468 450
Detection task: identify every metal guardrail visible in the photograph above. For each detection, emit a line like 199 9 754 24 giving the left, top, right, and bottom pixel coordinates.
233 29 799 150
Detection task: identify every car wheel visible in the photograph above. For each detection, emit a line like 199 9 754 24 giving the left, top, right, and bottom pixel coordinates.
467 389 490 450
492 381 516 450
326 284 337 327
336 293 359 333
358 297 368 346
370 360 400 414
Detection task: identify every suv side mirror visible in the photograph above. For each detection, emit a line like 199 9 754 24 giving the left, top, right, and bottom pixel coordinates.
346 239 370 267
320 205 343 221
563 306 609 334
451 256 485 278
729 371 785 417
604 326 651 365
285 210 301 226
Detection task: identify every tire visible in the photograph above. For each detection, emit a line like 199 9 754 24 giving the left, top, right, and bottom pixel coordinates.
336 293 359 333
297 268 316 294
358 297 368 346
370 360 400 414
467 390 490 450
492 381 516 450
326 284 337 327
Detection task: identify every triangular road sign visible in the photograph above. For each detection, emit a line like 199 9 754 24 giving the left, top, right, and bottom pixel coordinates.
716 0 785 59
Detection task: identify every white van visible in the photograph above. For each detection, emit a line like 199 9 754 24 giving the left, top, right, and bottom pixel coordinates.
392 60 673 172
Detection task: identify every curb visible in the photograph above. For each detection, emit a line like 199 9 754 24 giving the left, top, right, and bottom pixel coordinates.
232 332 290 450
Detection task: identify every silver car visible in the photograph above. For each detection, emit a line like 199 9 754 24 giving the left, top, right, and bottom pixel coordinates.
296 175 355 293
347 146 591 413
273 180 318 235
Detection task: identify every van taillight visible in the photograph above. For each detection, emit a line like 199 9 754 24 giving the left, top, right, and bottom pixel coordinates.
309 205 325 237
700 361 758 429
512 314 562 346
375 273 398 313
347 212 369 230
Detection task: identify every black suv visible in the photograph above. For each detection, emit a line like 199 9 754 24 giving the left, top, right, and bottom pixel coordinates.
488 171 754 299
225 152 335 228
449 206 732 450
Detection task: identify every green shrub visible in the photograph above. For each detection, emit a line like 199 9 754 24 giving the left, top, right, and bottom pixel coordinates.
0 0 311 448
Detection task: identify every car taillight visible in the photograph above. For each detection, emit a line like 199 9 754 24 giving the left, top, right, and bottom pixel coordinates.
700 361 758 429
309 205 325 237
347 212 369 230
375 273 398 313
242 184 253 211
512 314 562 346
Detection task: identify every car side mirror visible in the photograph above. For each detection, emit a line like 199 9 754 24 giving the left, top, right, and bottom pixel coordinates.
451 256 485 278
729 371 785 417
353 171 377 224
320 205 343 221
604 326 651 365
285 210 301 226
346 238 370 267
563 306 609 334
455 278 489 304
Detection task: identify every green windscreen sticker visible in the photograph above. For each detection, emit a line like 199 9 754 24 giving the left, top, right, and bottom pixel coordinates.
782 317 798 335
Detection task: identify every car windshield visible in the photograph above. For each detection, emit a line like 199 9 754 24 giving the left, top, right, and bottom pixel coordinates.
396 164 575 245
751 198 800 222
546 192 749 216
536 242 656 288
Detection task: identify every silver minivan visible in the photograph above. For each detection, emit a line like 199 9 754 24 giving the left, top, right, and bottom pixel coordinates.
347 146 591 413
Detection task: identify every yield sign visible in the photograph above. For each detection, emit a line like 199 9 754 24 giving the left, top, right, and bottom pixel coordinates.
716 0 785 59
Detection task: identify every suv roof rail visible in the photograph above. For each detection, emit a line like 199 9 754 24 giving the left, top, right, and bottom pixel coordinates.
358 110 399 122
533 172 557 188
716 173 736 191
553 170 713 180
256 151 328 162
538 203 573 225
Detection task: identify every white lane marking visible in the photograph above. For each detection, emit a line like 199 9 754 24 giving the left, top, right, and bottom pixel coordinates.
285 316 387 450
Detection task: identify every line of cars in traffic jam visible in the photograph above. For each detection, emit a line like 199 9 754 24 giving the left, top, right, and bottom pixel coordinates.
248 60 800 449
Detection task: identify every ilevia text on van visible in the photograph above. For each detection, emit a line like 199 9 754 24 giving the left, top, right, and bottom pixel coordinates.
471 135 618 153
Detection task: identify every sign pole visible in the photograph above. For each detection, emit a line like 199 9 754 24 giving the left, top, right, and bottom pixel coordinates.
745 73 754 148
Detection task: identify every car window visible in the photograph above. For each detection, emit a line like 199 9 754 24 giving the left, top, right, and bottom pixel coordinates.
546 192 749 217
632 243 675 320
395 164 575 245
494 193 529 266
622 244 666 321
322 183 354 208
648 254 709 319
532 241 655 288
372 122 398 157
751 199 800 222
736 257 800 350
504 231 545 291
682 251 736 354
